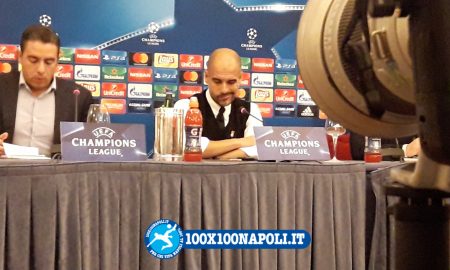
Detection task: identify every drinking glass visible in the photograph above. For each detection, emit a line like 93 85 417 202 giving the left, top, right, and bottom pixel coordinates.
364 137 382 163
325 119 346 161
87 104 110 123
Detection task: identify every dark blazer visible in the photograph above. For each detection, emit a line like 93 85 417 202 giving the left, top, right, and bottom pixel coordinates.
0 71 94 144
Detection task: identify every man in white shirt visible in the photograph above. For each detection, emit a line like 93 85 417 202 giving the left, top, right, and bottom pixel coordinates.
0 25 93 156
175 48 263 159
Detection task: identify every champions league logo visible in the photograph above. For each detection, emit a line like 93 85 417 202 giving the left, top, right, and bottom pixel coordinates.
144 219 184 259
70 126 137 157
142 22 166 46
241 27 263 51
39 14 52 27
148 22 160 34
264 129 321 156
247 28 258 40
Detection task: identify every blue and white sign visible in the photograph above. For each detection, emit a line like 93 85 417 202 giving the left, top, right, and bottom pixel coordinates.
153 68 179 83
254 126 330 161
275 58 298 72
101 50 128 65
60 122 147 162
185 230 311 249
143 219 311 260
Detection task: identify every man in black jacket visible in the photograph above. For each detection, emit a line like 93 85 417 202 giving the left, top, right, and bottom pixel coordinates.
0 25 93 156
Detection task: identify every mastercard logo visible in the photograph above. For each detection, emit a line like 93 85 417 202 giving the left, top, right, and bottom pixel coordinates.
132 53 149 64
0 62 12 73
237 88 247 99
183 71 199 82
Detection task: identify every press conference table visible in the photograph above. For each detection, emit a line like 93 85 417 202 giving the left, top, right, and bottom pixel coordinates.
0 159 366 270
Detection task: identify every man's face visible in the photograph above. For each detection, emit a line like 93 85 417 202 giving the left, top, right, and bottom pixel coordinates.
19 40 59 93
205 64 242 107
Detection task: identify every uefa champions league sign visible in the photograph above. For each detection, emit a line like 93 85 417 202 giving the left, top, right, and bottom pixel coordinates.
254 126 330 161
60 122 147 161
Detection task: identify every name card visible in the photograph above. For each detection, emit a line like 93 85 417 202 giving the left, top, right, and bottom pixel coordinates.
61 122 147 162
254 126 330 161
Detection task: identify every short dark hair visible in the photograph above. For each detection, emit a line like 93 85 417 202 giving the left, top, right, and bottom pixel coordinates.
20 24 60 52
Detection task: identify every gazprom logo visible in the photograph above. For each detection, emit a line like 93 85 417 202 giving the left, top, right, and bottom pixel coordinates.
74 65 100 81
251 73 273 87
281 130 301 140
92 127 115 138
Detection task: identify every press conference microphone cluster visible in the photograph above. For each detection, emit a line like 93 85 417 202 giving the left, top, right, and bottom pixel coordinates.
73 89 80 122
239 106 263 123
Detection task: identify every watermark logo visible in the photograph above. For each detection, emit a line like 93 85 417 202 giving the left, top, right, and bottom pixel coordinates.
144 219 184 259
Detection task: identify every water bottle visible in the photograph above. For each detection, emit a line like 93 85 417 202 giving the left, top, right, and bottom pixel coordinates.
163 91 174 108
183 96 203 162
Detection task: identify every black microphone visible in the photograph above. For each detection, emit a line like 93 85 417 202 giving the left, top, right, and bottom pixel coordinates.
239 106 263 123
50 144 61 160
73 89 80 122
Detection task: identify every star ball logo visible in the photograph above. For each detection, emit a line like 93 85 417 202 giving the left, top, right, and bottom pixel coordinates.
148 22 160 34
144 219 184 259
39 14 52 27
247 28 258 40
142 22 166 46
242 27 263 51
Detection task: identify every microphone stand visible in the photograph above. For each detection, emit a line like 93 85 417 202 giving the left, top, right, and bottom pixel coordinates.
240 107 264 123
73 89 80 122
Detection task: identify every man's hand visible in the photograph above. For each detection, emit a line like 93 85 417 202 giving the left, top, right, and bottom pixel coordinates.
202 136 256 159
216 149 248 160
0 132 8 156
405 137 420 157
240 136 256 148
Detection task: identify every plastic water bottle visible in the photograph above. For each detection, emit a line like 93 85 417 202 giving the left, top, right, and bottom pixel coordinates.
183 96 203 162
162 91 174 108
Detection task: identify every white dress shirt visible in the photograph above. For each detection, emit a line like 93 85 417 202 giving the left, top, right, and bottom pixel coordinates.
13 73 56 156
174 89 263 158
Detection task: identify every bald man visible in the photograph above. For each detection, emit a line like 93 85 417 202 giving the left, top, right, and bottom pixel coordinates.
175 48 263 160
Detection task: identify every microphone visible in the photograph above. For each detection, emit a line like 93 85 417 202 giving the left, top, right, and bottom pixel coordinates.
73 89 80 122
50 144 61 160
239 106 263 123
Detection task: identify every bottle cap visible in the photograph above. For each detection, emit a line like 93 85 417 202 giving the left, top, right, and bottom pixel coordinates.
189 96 199 108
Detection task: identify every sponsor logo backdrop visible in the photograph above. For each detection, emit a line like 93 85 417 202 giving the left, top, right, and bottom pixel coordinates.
0 0 326 151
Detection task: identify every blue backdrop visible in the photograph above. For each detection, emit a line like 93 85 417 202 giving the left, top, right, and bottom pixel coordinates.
0 0 324 152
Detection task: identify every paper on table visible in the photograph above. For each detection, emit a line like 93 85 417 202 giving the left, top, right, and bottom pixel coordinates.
404 157 418 162
2 143 49 159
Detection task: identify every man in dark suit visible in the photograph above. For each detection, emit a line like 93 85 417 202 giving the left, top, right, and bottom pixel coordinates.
0 25 93 156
